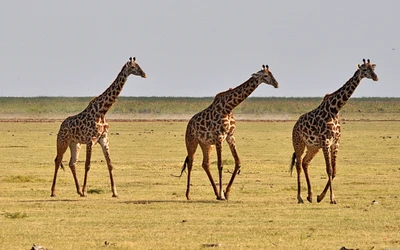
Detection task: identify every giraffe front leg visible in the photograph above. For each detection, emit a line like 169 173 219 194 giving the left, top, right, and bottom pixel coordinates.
81 142 93 197
224 135 241 200
215 142 225 200
327 143 339 204
317 146 335 203
99 135 118 197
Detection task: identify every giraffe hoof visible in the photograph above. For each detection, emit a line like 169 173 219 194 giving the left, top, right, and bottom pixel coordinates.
307 197 312 203
223 191 229 200
330 200 337 204
216 195 226 201
317 195 323 203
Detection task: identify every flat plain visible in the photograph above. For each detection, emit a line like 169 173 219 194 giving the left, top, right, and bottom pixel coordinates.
1 118 399 249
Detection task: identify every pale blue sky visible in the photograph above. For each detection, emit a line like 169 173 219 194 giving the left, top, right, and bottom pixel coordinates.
0 1 398 97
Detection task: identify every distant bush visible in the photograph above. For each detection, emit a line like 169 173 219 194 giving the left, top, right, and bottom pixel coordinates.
0 96 399 120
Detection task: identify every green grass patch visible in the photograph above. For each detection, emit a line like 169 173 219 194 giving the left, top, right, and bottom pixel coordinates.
2 175 45 183
87 188 105 194
1 96 400 120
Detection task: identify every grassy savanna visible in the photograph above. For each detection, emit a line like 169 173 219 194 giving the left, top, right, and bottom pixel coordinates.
0 120 399 249
1 97 400 120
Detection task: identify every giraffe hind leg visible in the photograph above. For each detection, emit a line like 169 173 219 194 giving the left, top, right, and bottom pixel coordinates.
200 143 221 200
51 137 69 197
68 142 83 197
302 147 319 203
292 132 306 204
184 140 198 200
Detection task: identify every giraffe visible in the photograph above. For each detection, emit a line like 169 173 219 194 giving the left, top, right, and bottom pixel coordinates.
51 57 146 197
180 65 279 200
290 59 378 204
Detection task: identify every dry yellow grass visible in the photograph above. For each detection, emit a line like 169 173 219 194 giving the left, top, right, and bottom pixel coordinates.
0 120 399 249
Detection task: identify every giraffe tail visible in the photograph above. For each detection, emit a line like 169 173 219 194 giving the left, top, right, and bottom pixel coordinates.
171 156 188 178
289 152 296 177
60 162 65 171
179 156 189 177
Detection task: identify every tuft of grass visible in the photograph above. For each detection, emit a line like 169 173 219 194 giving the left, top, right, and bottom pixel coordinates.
87 188 105 194
3 175 37 183
4 211 28 219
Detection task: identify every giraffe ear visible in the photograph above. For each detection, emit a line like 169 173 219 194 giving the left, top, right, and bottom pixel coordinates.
357 64 361 69
371 64 376 69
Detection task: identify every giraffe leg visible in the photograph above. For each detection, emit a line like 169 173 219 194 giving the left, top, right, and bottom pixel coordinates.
302 147 319 203
292 130 305 203
215 141 225 200
329 143 339 204
68 142 83 196
224 135 241 200
99 135 118 198
317 146 335 203
184 140 198 200
200 143 221 200
81 142 93 197
51 137 69 197
319 143 339 204
295 154 303 203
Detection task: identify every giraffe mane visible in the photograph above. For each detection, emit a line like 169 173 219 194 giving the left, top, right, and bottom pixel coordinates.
212 76 255 101
214 88 233 99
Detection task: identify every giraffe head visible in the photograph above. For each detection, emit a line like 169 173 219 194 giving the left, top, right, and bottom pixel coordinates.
127 57 147 78
251 65 279 88
357 59 378 81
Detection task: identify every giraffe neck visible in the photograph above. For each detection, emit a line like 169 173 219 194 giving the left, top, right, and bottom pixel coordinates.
215 77 260 115
323 69 363 114
86 64 129 117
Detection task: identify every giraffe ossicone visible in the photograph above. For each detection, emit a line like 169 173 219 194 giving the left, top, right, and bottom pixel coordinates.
51 57 146 197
